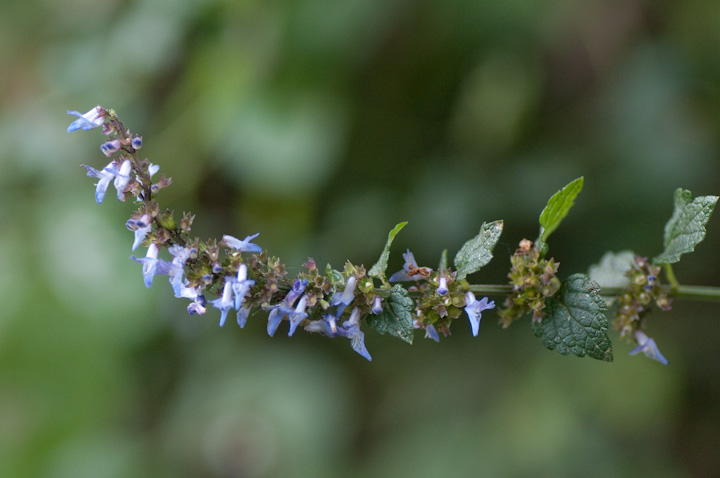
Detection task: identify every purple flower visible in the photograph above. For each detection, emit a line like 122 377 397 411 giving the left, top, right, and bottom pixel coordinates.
211 279 235 327
389 249 421 282
83 162 118 204
67 106 105 132
464 291 495 337
131 136 143 150
222 233 262 253
330 276 357 316
629 330 668 365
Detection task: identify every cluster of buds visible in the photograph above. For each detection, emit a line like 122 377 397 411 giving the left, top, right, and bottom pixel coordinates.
614 256 672 337
611 256 671 364
498 239 561 327
389 249 495 340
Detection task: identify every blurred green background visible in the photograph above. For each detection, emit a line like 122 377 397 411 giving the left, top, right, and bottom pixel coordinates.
0 0 718 476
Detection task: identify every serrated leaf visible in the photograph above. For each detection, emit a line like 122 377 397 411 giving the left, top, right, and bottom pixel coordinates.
365 284 414 344
453 220 503 280
532 273 613 362
652 189 718 265
538 177 584 244
587 250 636 289
369 222 408 280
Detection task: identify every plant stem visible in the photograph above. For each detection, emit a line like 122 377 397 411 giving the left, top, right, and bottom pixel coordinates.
378 283 720 302
594 285 720 302
663 263 680 290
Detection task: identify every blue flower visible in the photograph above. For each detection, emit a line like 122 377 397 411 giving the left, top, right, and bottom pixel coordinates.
287 295 309 337
464 291 495 337
389 249 422 282
437 276 449 295
265 279 308 336
424 323 440 342
67 106 105 132
211 279 235 327
131 136 143 150
83 162 118 204
330 276 357 316
267 304 293 337
285 279 308 306
113 159 132 201
188 296 207 315
337 308 372 361
222 233 262 253
236 305 252 328
231 264 254 310
304 308 372 361
371 296 383 314
304 315 337 336
100 139 122 157
167 245 197 299
414 320 440 342
130 243 161 288
630 330 668 365
127 214 152 251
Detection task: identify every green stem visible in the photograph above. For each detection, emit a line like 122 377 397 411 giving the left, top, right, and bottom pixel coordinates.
377 283 720 302
597 285 720 302
663 263 680 290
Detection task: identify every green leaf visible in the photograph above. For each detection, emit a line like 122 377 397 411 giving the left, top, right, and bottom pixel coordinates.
587 250 636 290
369 222 408 281
653 189 718 265
532 273 613 362
453 220 503 280
538 177 584 244
365 284 414 344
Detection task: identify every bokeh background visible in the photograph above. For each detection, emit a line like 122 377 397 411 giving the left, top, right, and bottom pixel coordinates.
1 0 718 476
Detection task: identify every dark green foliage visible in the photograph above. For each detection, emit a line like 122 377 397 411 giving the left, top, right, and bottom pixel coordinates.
532 274 613 362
